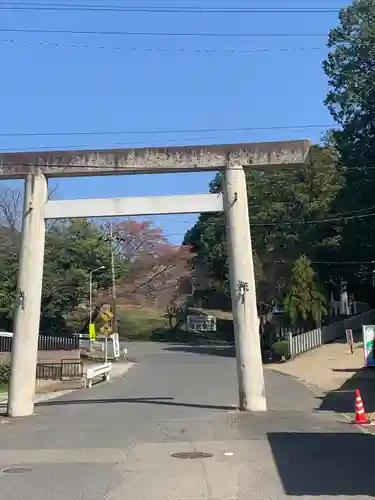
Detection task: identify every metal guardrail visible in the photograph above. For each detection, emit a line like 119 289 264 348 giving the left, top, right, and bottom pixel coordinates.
288 309 375 358
84 362 112 388
0 334 80 352
36 360 83 380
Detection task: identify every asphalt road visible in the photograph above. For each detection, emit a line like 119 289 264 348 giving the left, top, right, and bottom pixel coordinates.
0 342 373 499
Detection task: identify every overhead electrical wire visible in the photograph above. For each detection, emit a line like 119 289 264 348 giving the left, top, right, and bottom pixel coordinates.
275 260 375 266
0 28 329 37
0 123 334 138
242 212 375 227
0 2 341 13
142 211 375 228
143 205 375 225
0 135 221 152
1 38 328 55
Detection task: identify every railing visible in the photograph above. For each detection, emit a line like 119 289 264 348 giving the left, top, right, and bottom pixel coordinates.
38 335 79 351
0 336 12 352
84 362 112 388
322 309 375 344
0 334 80 353
288 309 375 358
36 360 83 380
289 328 323 358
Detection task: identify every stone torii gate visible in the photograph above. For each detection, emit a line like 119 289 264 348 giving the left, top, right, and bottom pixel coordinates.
0 139 311 417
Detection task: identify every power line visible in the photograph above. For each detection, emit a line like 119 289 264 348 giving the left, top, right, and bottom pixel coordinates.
143 205 375 225
247 212 375 226
0 123 334 138
1 38 327 55
274 260 375 265
0 125 334 151
0 3 341 13
181 211 375 227
0 28 329 37
0 135 223 152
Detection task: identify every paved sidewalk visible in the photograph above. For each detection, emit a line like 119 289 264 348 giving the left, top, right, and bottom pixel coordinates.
265 336 375 421
266 339 365 392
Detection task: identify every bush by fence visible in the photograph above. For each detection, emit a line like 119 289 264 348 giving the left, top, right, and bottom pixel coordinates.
271 340 290 360
0 334 80 353
0 364 10 384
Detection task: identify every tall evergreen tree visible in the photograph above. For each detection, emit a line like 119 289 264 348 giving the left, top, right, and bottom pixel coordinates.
284 255 327 327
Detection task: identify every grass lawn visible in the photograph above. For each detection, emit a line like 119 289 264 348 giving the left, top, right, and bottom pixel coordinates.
117 306 169 340
116 305 235 343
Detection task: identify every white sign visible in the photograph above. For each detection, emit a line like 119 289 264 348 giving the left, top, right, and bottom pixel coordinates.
111 333 120 360
363 325 375 367
186 315 216 332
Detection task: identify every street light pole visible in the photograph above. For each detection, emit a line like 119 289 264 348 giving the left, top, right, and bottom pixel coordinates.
109 221 118 335
89 266 105 347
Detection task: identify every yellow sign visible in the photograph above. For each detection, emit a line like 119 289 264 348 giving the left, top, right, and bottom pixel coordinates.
89 323 96 341
100 310 113 323
100 324 112 337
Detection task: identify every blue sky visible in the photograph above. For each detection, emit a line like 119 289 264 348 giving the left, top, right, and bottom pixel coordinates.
0 0 349 243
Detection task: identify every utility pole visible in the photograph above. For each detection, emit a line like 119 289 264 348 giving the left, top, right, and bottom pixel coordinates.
223 163 267 412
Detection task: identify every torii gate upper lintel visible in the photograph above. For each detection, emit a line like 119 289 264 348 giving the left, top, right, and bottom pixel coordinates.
3 139 311 418
0 139 311 178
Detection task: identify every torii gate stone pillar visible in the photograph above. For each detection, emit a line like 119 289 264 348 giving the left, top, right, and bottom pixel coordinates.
224 164 266 411
8 173 47 417
0 139 310 417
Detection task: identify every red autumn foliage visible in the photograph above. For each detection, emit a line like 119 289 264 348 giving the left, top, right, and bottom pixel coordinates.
110 219 194 307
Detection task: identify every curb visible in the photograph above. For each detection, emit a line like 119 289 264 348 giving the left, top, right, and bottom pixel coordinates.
0 389 75 407
0 362 135 408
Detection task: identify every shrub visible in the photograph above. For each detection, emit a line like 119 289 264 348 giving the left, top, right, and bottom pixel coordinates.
0 364 10 384
271 340 290 360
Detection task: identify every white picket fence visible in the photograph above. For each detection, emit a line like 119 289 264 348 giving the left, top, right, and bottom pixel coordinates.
288 309 375 358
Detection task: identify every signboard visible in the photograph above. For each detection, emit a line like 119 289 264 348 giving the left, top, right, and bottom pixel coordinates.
362 325 375 367
89 323 96 342
100 324 112 337
112 333 120 359
345 329 354 354
100 311 113 323
186 315 216 332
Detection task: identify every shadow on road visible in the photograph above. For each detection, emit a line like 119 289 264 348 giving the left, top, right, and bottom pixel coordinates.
162 344 275 364
35 396 235 411
269 432 375 496
317 367 375 414
163 344 236 358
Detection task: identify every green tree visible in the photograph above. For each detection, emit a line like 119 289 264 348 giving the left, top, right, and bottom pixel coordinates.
0 198 192 334
323 0 375 302
284 255 327 326
41 219 124 333
185 146 343 307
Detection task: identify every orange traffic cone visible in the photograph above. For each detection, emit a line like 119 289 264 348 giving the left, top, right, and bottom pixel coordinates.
352 389 369 425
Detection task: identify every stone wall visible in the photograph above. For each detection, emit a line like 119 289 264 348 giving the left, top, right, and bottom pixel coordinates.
0 349 80 364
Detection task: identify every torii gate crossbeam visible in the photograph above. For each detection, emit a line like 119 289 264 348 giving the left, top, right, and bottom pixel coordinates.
0 139 311 417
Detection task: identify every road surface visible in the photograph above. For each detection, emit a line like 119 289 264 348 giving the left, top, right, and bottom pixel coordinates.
0 342 373 499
